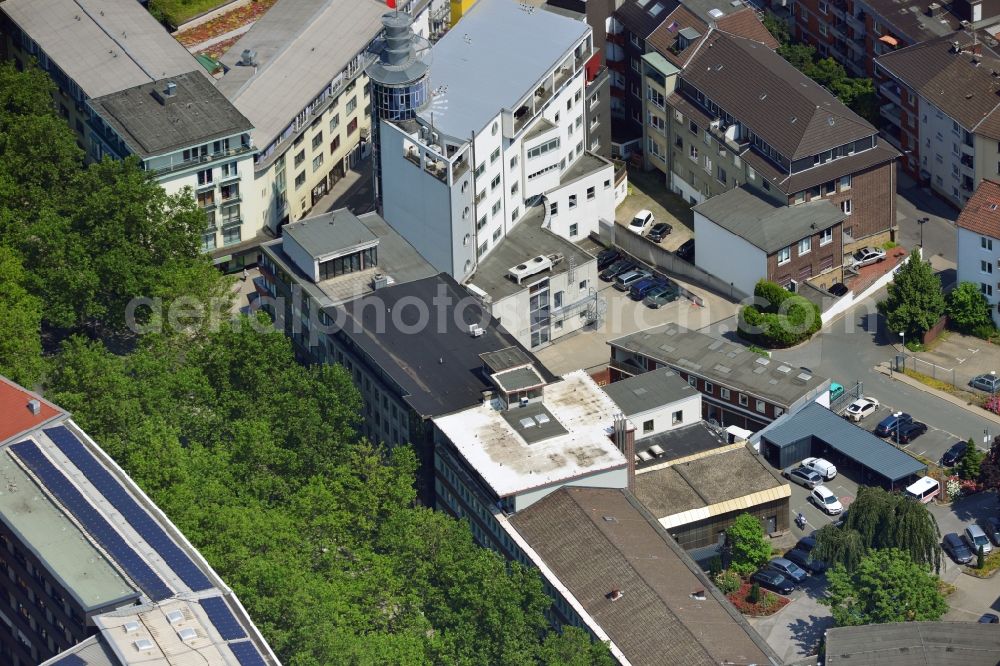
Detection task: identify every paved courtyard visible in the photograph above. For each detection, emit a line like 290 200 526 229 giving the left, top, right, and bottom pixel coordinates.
615 168 693 252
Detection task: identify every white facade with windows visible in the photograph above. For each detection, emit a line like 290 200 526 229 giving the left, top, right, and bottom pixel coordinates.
918 99 978 208
379 0 612 280
957 226 1000 327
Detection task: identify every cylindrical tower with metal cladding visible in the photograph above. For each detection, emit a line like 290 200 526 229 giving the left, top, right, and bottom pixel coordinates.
367 12 432 205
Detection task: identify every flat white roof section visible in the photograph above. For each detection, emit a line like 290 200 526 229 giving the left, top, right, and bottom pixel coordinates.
433 370 627 497
417 0 589 139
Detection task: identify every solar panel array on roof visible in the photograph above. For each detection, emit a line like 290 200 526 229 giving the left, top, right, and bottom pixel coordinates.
200 596 248 641
10 440 172 601
44 426 213 593
229 640 268 666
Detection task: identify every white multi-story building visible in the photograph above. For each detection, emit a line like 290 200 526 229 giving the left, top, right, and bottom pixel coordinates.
957 178 1000 327
378 0 615 280
87 72 258 265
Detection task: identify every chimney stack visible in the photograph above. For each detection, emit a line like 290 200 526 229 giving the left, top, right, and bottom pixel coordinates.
27 399 40 416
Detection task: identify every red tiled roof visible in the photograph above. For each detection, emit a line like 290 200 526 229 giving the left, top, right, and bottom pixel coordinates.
956 178 1000 238
715 8 780 50
0 376 63 444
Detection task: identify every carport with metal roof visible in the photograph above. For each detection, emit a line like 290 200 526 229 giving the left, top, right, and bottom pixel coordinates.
760 403 926 489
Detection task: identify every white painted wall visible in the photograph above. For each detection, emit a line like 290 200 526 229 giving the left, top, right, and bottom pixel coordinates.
918 98 968 207
670 171 705 205
512 466 629 512
630 392 703 441
958 226 1000 327
693 209 767 295
544 163 615 240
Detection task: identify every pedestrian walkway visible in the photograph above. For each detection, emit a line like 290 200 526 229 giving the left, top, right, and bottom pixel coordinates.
311 160 375 216
875 362 1000 426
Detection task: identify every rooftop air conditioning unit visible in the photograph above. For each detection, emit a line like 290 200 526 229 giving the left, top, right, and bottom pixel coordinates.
468 323 485 337
372 273 391 290
519 397 530 408
507 254 560 283
27 399 40 415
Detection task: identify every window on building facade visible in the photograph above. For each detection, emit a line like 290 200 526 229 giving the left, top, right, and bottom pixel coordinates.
491 147 501 163
739 393 749 407
983 260 994 274
294 150 305 167
347 118 358 134
820 228 833 246
983 236 993 251
688 376 697 388
841 199 852 215
493 228 501 241
295 171 305 188
330 136 341 153
983 283 994 297
346 97 357 113
478 241 489 258
312 132 323 150
568 194 577 209
312 154 324 171
799 237 811 255
197 168 213 186
720 387 730 400
330 114 340 131
550 201 558 216
569 223 579 237
777 246 791 264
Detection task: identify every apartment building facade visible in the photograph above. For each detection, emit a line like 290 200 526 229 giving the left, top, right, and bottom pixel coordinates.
650 31 897 254
0 377 276 666
789 0 964 79
876 33 1000 208
609 324 832 431
956 178 1000 327
379 0 612 281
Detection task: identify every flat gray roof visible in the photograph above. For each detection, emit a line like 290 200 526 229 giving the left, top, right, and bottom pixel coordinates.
2 0 204 99
480 346 535 373
602 370 697 416
468 204 595 301
826 622 1000 666
763 403 927 482
284 208 378 260
0 450 137 612
218 0 386 148
693 186 845 254
500 404 568 444
609 325 830 408
417 0 589 139
558 151 614 188
493 366 546 392
88 71 252 158
635 422 727 464
262 210 436 307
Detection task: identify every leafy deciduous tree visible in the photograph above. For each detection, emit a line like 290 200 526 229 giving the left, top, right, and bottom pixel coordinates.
725 513 772 575
0 247 43 387
822 549 947 626
878 249 946 342
947 281 995 335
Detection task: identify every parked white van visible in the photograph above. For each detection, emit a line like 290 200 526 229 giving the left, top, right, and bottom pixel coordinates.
802 457 837 481
904 477 939 503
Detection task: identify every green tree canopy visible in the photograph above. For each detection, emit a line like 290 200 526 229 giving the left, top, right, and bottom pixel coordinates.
739 280 822 348
45 321 613 664
956 438 985 481
0 246 43 387
947 281 995 335
725 513 772 575
822 548 948 626
978 435 1000 491
878 249 946 341
814 486 941 572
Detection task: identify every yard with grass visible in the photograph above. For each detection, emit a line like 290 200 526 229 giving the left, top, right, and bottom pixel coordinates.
151 0 231 28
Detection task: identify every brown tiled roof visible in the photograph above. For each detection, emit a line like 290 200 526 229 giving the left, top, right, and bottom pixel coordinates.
715 7 780 49
956 178 1000 237
509 487 776 666
876 32 1000 140
614 0 681 40
646 5 708 68
682 32 875 159
671 91 898 195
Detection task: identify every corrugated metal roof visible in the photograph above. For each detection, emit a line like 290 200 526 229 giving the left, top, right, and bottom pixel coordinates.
762 403 926 482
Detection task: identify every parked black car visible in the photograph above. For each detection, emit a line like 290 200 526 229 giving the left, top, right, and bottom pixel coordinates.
750 569 795 595
828 283 849 297
896 421 928 444
983 516 1000 546
647 222 673 243
979 613 1000 624
599 259 634 282
943 532 975 565
874 412 913 438
596 248 621 271
783 548 828 574
795 536 817 553
676 238 695 261
941 441 968 467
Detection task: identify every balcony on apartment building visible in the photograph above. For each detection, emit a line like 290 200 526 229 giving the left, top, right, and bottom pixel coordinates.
829 0 847 18
879 102 902 127
707 119 750 154
960 152 974 170
846 8 865 32
877 80 902 106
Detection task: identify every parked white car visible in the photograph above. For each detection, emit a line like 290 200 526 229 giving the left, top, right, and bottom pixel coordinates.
810 485 843 515
802 457 837 481
850 246 886 268
844 396 879 421
628 209 655 235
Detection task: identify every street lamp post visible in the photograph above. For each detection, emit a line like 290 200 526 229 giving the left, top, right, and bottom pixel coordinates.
900 330 905 352
894 411 903 448
918 217 929 248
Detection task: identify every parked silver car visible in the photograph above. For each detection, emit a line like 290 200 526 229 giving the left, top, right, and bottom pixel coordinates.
783 465 823 489
851 246 886 268
970 373 1000 393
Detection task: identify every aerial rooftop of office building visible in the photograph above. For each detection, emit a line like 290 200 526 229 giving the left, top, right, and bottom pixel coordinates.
217 0 388 149
433 369 627 498
0 0 205 99
260 207 437 307
505 487 778 666
0 377 275 665
609 324 830 408
88 71 253 158
416 0 590 139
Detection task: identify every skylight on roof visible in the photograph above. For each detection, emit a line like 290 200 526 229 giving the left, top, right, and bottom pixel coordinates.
649 3 665 15
534 413 551 425
637 0 651 6
709 8 725 17
519 417 536 428
633 387 648 396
